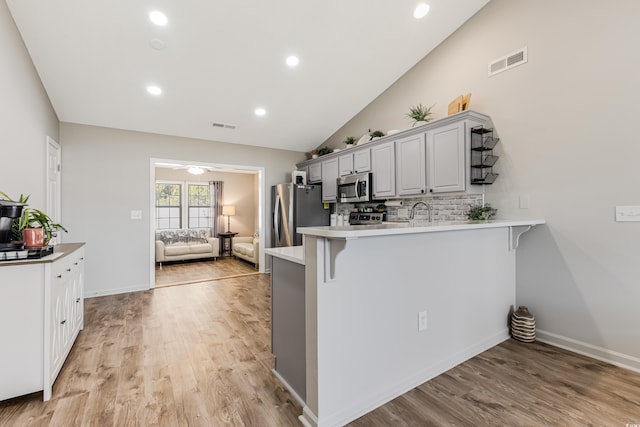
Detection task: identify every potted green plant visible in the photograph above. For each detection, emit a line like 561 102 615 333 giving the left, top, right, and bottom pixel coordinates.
310 149 319 159
369 130 385 140
1 191 67 246
19 208 68 247
467 203 497 221
317 146 332 156
406 103 435 127
343 136 357 147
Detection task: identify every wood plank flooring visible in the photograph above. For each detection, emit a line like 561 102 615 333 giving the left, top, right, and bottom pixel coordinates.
1 272 639 426
155 257 259 287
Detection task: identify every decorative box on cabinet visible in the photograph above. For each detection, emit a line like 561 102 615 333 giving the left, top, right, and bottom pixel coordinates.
0 243 85 402
470 126 500 184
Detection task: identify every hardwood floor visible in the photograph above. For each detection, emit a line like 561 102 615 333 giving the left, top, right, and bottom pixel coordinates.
155 257 259 287
1 272 639 426
348 339 640 426
0 274 301 427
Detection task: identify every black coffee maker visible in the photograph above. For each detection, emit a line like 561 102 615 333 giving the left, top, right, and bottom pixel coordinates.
0 200 26 251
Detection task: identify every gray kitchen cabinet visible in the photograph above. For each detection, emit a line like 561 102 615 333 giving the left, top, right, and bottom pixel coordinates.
338 153 354 176
338 148 371 176
321 157 339 202
271 256 306 401
371 141 395 198
395 133 426 196
308 162 322 183
353 149 371 173
426 121 466 193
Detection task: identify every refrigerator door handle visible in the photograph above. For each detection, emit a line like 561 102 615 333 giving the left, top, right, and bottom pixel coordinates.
274 193 281 244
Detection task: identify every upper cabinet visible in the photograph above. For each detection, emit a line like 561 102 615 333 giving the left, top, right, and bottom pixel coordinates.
308 163 322 183
296 110 491 201
338 149 371 176
353 149 371 173
371 141 395 199
395 133 426 196
321 158 339 202
338 153 354 176
426 121 466 194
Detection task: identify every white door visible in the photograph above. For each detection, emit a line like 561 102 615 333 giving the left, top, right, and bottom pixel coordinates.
46 137 62 242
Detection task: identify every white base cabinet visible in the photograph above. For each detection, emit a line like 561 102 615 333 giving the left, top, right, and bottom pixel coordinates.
0 243 85 401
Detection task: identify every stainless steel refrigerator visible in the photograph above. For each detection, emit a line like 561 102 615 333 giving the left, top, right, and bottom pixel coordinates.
272 183 329 247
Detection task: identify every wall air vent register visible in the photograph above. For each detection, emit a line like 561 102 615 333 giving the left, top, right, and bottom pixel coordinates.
488 47 528 77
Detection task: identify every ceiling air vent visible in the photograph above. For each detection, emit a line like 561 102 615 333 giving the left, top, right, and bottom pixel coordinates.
488 47 528 77
212 122 237 130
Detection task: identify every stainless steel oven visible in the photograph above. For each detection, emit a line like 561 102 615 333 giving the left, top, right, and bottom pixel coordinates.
337 172 371 203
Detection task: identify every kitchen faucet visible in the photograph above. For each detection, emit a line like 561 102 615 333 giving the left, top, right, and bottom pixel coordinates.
410 201 432 222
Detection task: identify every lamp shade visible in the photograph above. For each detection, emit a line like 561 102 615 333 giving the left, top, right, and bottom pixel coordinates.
222 205 236 216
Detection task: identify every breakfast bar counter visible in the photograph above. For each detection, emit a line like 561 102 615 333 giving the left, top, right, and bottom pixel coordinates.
296 219 544 427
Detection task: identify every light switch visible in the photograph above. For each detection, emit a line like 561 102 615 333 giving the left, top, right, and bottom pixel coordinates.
615 206 640 222
130 210 142 220
519 195 530 209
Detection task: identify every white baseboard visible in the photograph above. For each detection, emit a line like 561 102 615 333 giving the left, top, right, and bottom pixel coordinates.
537 329 640 373
271 369 305 407
321 329 510 427
84 284 150 298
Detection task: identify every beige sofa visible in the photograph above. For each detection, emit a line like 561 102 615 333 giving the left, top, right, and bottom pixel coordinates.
155 229 220 266
232 236 259 268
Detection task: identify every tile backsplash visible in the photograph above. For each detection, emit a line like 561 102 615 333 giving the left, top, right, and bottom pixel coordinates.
337 194 483 222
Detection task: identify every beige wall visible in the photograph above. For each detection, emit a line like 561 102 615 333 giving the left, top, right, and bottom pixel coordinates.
322 0 640 365
155 168 258 237
0 2 59 208
61 122 305 296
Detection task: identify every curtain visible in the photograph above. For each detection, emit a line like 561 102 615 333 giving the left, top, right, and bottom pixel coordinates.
209 181 224 236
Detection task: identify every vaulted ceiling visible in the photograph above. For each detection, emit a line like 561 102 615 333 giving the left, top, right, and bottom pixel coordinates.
7 0 489 152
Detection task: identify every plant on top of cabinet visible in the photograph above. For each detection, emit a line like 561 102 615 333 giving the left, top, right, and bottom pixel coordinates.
369 130 385 140
343 136 357 146
309 149 319 159
405 103 434 126
317 146 332 156
467 203 497 221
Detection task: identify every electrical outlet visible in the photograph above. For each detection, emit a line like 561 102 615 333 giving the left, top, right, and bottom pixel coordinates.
418 310 428 331
130 210 142 220
398 208 409 218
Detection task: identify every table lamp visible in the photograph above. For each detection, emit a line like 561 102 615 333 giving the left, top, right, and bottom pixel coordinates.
222 205 236 232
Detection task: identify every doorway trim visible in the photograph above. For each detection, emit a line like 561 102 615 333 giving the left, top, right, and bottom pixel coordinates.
149 157 266 289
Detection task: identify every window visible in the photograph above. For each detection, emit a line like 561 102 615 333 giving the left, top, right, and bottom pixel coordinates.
188 183 211 228
155 182 181 229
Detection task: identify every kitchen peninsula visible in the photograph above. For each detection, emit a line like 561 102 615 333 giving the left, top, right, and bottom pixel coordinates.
296 219 544 427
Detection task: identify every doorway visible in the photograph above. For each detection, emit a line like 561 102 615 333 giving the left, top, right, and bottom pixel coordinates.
149 158 265 289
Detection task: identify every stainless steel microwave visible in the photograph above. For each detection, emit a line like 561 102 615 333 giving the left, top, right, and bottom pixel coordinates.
337 172 372 203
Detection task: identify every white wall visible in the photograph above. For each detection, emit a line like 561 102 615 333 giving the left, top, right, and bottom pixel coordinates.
60 122 305 296
155 168 258 237
321 0 640 366
0 2 58 207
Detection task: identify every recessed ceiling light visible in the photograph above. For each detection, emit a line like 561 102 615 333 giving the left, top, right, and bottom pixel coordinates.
147 85 162 95
149 38 166 50
413 3 430 19
255 108 266 116
286 55 299 67
149 11 168 26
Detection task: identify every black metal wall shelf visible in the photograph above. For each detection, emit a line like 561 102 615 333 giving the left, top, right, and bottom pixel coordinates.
471 126 499 184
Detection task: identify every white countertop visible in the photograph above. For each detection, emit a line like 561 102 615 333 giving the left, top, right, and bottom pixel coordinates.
298 219 545 239
264 245 305 265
